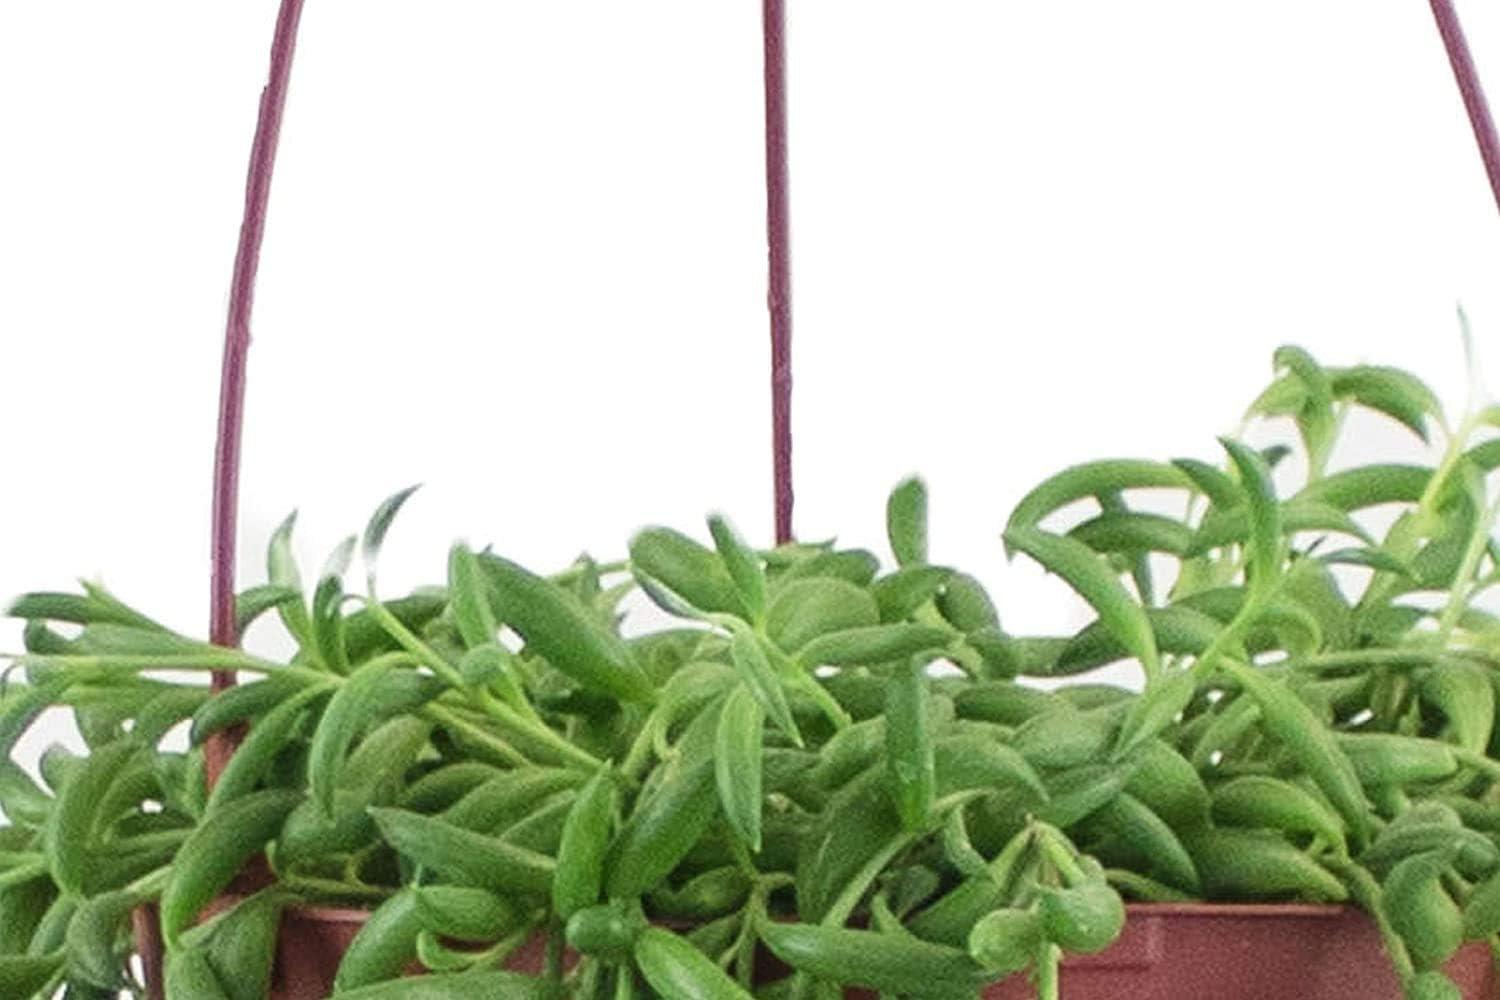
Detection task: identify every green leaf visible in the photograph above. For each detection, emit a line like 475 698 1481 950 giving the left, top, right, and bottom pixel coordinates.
1245 373 1305 419
1068 512 1194 557
1316 548 1414 578
0 953 64 998
44 739 144 894
447 543 497 649
630 527 746 617
885 654 936 831
1008 461 1194 535
1187 499 1372 556
1220 438 1282 596
765 579 880 653
234 585 300 636
1293 465 1432 511
1219 661 1369 848
796 624 952 668
1329 365 1444 442
189 674 314 746
1211 775 1345 850
208 684 331 814
6 590 154 629
870 566 952 623
633 571 708 621
1421 661 1496 754
775 549 880 588
1058 605 1225 673
1270 345 1336 473
728 627 801 746
361 485 422 590
480 554 655 703
65 624 216 658
309 657 416 814
159 789 304 947
329 970 558 1000
66 889 146 989
715 685 765 851
0 761 51 828
203 890 287 1000
369 808 555 895
1171 459 1241 509
935 573 1000 634
887 477 929 567
312 536 357 671
708 514 766 622
1003 526 1159 679
1115 669 1197 756
266 511 312 644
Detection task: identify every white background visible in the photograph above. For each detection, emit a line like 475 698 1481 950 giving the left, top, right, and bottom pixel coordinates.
3 2 1500 765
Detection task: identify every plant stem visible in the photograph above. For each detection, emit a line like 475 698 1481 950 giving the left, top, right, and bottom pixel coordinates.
818 791 984 928
422 704 529 768
13 652 311 680
819 831 919 928
482 698 606 773
1437 496 1500 642
620 714 660 782
363 599 603 771
361 600 468 690
788 672 851 731
1035 944 1061 1000
1188 580 1278 683
1355 414 1478 616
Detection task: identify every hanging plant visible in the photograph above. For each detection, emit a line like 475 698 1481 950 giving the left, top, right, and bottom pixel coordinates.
7 0 1500 998
3 344 1500 999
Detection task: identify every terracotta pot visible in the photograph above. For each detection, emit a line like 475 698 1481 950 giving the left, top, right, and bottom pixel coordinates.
134 900 554 1000
961 904 1495 1000
138 901 1497 999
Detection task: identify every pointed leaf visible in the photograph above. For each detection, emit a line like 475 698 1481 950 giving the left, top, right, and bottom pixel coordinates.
448 543 497 649
1293 465 1432 511
1003 527 1159 678
870 566 952 623
1316 548 1414 578
234 585 300 636
1068 512 1194 557
629 527 746 616
1171 459 1240 509
361 485 422 589
1271 345 1335 472
887 477 929 567
1220 438 1282 595
309 658 414 815
716 685 765 851
796 624 952 668
1008 461 1193 535
480 554 654 702
267 512 312 643
708 514 767 621
766 578 880 653
312 536 356 671
729 628 801 746
1330 365 1443 442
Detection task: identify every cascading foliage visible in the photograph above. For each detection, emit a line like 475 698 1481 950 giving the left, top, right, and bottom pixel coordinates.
2 344 1500 1000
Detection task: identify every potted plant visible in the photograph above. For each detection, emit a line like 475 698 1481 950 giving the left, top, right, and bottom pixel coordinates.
2 345 1499 999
